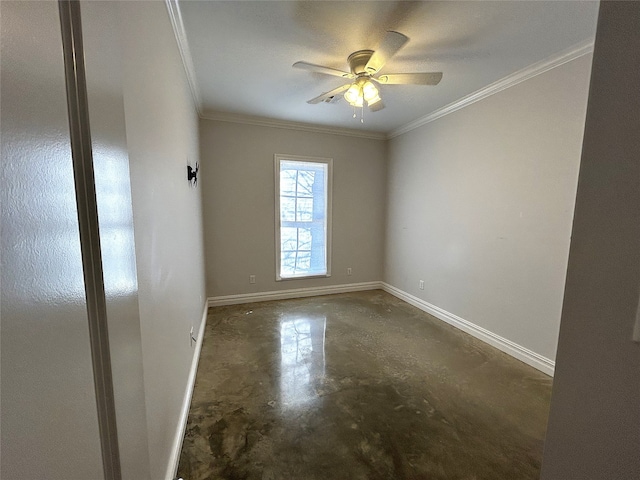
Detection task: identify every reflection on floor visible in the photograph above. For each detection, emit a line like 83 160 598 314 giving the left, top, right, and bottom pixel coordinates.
177 290 552 480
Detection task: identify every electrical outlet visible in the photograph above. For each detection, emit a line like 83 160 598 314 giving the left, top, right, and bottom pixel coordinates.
419 280 425 290
347 267 352 276
249 275 256 284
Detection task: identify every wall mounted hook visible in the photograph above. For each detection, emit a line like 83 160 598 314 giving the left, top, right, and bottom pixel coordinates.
187 162 199 186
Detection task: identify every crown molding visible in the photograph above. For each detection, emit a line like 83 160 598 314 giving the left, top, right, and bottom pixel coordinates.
163 4 593 142
388 39 595 139
201 111 387 140
165 0 203 116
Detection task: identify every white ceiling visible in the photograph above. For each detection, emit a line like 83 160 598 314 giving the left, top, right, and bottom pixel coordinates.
178 0 599 135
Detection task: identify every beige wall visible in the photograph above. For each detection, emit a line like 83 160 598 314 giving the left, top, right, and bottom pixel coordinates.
119 2 207 479
384 54 593 362
2 2 207 478
541 2 640 477
5 1 624 477
200 120 386 297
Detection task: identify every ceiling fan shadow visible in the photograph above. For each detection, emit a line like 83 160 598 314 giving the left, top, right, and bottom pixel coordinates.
291 1 424 51
398 50 492 64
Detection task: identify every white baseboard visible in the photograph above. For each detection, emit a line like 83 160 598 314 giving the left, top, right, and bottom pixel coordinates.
165 286 551 479
208 281 382 307
165 301 209 480
381 283 555 376
208 281 554 375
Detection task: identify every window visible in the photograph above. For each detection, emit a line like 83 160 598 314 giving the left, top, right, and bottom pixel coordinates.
275 155 332 280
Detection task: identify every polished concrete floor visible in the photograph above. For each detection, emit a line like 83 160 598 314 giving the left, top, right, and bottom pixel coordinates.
177 290 552 480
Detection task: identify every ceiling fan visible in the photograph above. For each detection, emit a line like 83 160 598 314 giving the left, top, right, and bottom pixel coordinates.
293 31 443 121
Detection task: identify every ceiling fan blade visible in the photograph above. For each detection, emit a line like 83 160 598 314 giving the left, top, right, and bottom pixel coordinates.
307 84 351 104
376 72 443 85
293 61 353 79
365 31 409 75
369 100 385 112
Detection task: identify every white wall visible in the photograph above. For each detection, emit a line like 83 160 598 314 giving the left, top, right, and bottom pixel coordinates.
82 2 151 478
2 2 206 478
119 2 207 479
0 2 105 478
200 120 386 297
541 2 640 477
385 54 593 363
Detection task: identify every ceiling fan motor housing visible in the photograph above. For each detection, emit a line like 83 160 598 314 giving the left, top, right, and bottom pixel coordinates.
347 50 374 75
295 31 442 110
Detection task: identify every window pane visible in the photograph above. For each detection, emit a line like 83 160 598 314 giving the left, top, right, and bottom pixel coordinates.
296 251 311 271
277 157 330 279
281 197 296 222
296 198 313 222
296 170 315 197
281 227 298 251
281 251 296 276
297 228 312 250
280 169 297 197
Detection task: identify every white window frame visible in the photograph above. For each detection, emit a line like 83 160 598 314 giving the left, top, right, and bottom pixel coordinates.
275 154 332 281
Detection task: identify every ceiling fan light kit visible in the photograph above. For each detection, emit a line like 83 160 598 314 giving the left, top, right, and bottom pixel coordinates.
344 84 364 107
344 78 381 107
293 31 443 123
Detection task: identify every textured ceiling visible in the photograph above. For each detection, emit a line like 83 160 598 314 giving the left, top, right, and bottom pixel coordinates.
178 1 599 134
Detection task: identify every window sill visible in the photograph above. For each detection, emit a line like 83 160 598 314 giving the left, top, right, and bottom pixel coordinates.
276 273 331 281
